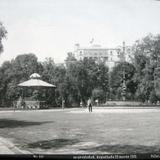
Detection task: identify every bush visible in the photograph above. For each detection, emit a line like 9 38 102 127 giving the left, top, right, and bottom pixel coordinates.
92 88 106 103
149 90 158 104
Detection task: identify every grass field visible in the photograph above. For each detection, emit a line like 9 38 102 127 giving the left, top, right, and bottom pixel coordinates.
0 107 160 154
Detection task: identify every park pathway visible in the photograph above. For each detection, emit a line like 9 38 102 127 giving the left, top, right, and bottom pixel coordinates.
0 137 30 154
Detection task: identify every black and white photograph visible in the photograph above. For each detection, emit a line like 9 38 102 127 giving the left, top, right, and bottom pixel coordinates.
0 0 160 159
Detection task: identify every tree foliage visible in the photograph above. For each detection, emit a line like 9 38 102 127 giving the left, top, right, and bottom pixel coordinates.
132 34 160 103
0 22 7 54
0 54 42 106
110 62 136 100
0 54 109 107
1 32 160 107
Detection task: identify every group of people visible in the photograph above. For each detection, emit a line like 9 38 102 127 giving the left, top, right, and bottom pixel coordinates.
62 97 93 112
80 98 93 112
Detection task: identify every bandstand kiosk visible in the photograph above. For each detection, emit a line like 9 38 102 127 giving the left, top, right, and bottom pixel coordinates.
17 73 56 109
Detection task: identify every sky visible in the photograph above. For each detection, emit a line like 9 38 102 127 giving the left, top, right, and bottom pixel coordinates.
0 0 160 65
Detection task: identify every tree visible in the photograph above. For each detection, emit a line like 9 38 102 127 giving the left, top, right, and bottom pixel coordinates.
65 52 77 67
154 67 160 99
96 62 109 98
0 61 12 106
64 58 109 106
132 34 160 103
0 22 7 54
0 54 42 106
110 62 136 100
42 59 67 107
12 53 43 80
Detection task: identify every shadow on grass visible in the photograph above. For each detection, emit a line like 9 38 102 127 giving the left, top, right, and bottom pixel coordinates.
0 119 51 128
26 138 79 149
80 144 160 154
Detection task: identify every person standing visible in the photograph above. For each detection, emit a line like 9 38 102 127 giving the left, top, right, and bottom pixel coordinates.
87 98 92 112
80 100 83 108
62 99 65 110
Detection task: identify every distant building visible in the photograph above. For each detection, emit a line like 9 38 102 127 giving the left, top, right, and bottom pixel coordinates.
73 42 132 70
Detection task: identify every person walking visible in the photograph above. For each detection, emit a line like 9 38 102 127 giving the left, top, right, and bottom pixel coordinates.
87 98 92 112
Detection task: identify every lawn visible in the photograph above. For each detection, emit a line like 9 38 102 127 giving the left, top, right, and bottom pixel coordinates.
0 107 160 154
